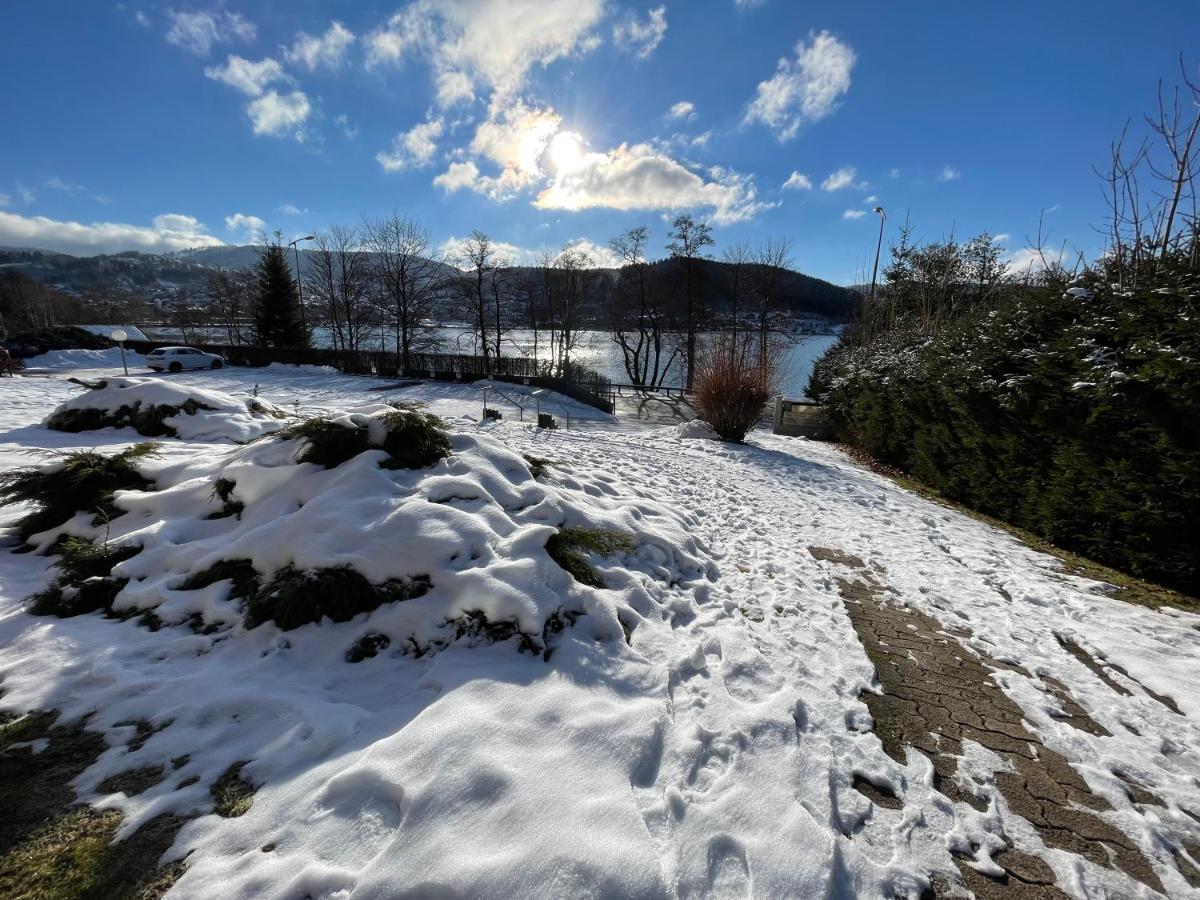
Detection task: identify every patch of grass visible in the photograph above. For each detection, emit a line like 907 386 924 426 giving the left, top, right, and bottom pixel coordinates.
96 766 165 798
0 808 189 900
522 455 558 478
0 443 159 543
244 565 431 631
268 408 451 471
205 478 244 520
27 538 141 619
545 527 635 589
210 763 254 818
844 445 1200 614
0 710 189 899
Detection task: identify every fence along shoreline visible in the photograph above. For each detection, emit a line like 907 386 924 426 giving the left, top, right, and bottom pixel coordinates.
124 339 617 414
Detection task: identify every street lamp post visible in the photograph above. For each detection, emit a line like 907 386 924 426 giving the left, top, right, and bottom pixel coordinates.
288 235 316 333
110 328 129 376
868 207 886 304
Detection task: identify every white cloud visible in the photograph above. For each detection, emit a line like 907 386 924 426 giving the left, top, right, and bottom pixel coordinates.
862 195 877 203
667 100 696 122
822 166 857 191
842 208 866 220
285 21 355 70
435 70 475 106
0 193 11 207
225 212 266 240
366 0 605 101
0 209 223 255
993 233 1010 244
165 9 255 57
536 142 770 225
744 30 855 140
246 90 311 138
135 10 151 28
433 160 482 193
612 6 667 60
16 184 35 204
782 171 812 191
446 100 562 199
1005 245 1069 275
334 114 358 139
204 55 286 97
377 118 445 172
938 165 961 181
888 167 901 178
438 233 532 266
554 237 624 268
279 203 305 216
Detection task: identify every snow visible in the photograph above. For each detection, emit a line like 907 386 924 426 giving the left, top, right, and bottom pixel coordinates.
22 346 136 370
77 324 149 341
43 376 290 442
1 357 1199 898
674 419 720 440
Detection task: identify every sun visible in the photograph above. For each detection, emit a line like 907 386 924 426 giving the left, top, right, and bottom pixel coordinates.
548 131 585 173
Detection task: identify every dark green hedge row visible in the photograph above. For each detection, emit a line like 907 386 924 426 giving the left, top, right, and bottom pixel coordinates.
809 269 1200 594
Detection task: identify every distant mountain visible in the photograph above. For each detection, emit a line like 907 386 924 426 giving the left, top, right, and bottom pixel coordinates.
1 245 859 324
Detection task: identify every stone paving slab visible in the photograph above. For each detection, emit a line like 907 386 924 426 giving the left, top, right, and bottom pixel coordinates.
809 546 1171 899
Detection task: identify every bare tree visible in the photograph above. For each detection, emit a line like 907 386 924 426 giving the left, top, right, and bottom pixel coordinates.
721 240 752 351
666 214 714 390
1147 60 1200 264
751 236 794 359
363 214 443 372
457 230 495 372
307 225 373 352
543 242 591 375
609 226 675 386
205 269 254 345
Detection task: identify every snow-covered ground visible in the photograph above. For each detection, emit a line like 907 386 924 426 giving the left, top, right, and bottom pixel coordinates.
1 359 1198 898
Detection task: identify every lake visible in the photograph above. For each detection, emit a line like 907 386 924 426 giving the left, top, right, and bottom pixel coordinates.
143 325 840 399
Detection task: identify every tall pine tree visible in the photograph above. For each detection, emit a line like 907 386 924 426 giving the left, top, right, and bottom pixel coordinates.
253 241 310 348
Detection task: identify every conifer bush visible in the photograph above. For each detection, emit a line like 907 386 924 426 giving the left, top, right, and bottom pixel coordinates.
269 408 451 470
243 565 431 631
27 537 141 617
0 443 159 542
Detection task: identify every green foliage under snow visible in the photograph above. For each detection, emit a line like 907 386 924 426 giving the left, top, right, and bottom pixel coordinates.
810 265 1200 593
0 443 159 542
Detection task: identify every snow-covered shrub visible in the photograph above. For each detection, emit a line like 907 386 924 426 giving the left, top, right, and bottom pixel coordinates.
27 536 141 618
266 407 451 470
15 405 712 661
243 565 431 631
44 377 289 442
0 443 160 544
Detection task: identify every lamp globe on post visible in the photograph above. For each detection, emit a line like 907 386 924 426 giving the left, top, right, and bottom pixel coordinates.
110 329 129 376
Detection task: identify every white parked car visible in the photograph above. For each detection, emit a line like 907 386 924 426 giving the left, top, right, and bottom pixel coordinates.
144 346 226 373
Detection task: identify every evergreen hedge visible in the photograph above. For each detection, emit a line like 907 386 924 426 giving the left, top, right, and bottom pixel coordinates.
810 268 1200 593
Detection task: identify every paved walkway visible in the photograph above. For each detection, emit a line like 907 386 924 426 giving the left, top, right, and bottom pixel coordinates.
812 546 1196 898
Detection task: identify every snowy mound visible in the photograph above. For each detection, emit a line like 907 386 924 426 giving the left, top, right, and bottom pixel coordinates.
20 347 130 370
31 407 712 659
43 377 290 442
675 418 720 440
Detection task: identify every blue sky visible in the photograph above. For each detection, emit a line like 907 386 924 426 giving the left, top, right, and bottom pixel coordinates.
0 1 1193 283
